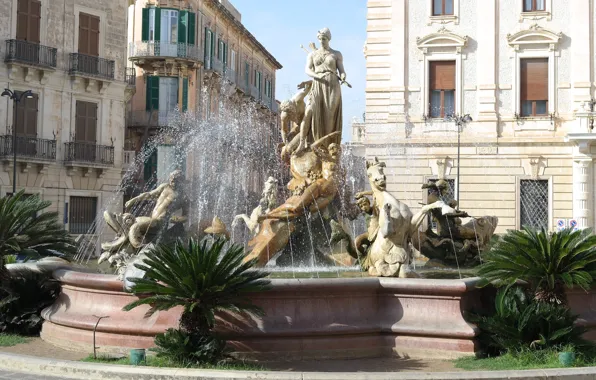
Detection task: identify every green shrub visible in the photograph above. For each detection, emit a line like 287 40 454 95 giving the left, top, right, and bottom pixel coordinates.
469 286 590 356
0 191 75 272
478 227 596 305
0 269 60 335
123 238 270 364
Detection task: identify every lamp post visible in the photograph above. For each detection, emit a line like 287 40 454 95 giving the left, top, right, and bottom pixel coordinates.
2 89 33 195
444 113 472 203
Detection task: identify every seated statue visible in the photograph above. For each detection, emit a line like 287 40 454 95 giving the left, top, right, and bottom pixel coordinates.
279 80 313 145
232 176 278 235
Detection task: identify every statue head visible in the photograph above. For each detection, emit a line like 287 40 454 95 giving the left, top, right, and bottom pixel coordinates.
169 169 184 188
263 176 278 194
435 179 449 194
356 196 371 214
366 157 387 191
317 28 332 48
328 143 341 161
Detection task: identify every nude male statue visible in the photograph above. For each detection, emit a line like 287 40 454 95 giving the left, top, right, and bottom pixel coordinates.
124 169 186 248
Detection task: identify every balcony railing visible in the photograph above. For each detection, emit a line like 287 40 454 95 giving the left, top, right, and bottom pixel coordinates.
129 41 202 62
125 67 136 86
127 110 179 128
5 39 57 69
250 85 261 100
69 53 115 80
64 142 114 166
205 57 224 73
224 68 236 84
0 135 56 161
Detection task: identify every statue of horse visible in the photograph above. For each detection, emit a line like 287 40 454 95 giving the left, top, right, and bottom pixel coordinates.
357 158 443 277
232 176 278 236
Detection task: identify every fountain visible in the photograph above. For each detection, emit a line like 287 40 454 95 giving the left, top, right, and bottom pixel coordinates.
40 28 502 359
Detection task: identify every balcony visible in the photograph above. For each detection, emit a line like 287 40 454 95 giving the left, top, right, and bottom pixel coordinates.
64 142 114 175
129 42 201 68
250 85 261 100
5 39 57 69
205 57 224 75
69 53 115 81
0 135 56 173
224 68 236 84
125 67 136 87
127 110 179 129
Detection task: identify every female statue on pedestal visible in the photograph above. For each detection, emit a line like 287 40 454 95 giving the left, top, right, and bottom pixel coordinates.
296 28 346 152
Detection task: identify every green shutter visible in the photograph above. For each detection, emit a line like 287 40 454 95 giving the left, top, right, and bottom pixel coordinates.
154 8 161 41
182 78 188 112
218 39 223 60
178 11 187 43
146 76 159 111
188 12 196 45
141 8 149 41
204 28 212 64
223 42 228 66
144 149 157 182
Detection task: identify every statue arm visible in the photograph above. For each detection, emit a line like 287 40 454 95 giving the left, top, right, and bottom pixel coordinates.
125 184 166 208
336 51 346 81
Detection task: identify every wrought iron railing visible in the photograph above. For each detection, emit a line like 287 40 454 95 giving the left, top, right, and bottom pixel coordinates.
69 53 115 80
205 57 224 73
127 110 178 128
0 135 56 160
224 68 236 84
5 39 57 68
129 41 202 62
250 85 260 100
125 67 136 86
64 142 114 165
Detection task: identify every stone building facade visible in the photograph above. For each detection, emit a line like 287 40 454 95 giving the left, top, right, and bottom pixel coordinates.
357 0 596 233
126 0 282 192
0 0 132 246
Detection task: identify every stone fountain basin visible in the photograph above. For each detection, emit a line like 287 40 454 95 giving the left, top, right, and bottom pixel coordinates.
40 270 596 360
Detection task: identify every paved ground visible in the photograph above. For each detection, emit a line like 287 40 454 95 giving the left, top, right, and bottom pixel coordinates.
0 369 75 379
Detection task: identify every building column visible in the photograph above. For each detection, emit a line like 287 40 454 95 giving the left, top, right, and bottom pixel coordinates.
476 0 497 122
388 0 406 124
573 157 593 229
570 0 592 112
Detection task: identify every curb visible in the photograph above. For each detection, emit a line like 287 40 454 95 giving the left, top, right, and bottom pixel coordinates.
1 352 596 380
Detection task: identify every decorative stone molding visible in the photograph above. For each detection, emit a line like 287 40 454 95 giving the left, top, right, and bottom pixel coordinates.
432 157 452 178
507 24 562 52
416 27 468 55
522 156 546 179
476 146 498 155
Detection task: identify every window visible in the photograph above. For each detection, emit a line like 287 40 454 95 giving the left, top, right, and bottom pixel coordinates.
74 101 97 162
204 28 214 67
14 91 38 137
519 179 548 229
429 61 455 118
244 62 250 87
141 8 196 49
159 77 179 113
16 0 41 43
231 50 237 72
78 12 100 56
256 71 262 92
69 196 97 234
520 58 548 116
265 79 272 98
217 38 228 66
433 0 454 16
523 0 545 11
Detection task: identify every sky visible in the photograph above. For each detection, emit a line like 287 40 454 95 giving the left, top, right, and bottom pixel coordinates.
231 0 367 142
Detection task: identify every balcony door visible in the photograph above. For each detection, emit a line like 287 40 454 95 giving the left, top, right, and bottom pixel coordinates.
13 92 38 156
75 101 97 162
159 10 178 56
78 13 100 75
158 77 179 124
16 0 41 64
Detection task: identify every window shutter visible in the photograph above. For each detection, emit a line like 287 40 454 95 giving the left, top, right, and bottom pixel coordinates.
16 0 29 41
24 93 38 137
521 58 548 101
88 103 97 143
78 13 90 54
245 62 249 87
178 10 187 44
29 0 41 44
204 28 212 62
14 93 26 136
141 8 149 41
154 8 161 41
146 76 160 111
75 101 86 142
144 149 157 181
188 12 196 45
89 14 100 57
218 39 223 60
182 78 188 112
429 61 455 90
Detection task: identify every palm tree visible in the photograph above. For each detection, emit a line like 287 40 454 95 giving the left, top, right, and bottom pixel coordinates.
478 227 596 304
0 191 76 272
123 238 271 336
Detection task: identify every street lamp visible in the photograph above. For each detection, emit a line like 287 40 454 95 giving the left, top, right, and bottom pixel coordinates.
2 89 33 195
444 113 472 203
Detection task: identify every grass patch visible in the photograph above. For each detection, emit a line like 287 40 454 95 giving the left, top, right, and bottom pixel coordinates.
454 347 596 371
82 354 264 371
0 333 29 347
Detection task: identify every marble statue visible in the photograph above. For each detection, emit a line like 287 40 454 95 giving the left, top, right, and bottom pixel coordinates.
99 170 188 282
412 179 499 266
355 158 444 277
232 176 278 235
279 81 312 145
296 28 346 152
204 216 231 240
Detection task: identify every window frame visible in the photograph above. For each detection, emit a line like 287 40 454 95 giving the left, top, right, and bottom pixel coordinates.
518 0 551 21
11 0 47 45
516 176 552 231
425 58 460 119
519 58 549 117
513 51 555 123
432 0 454 16
73 5 106 58
427 0 459 25
68 196 98 235
523 0 545 12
